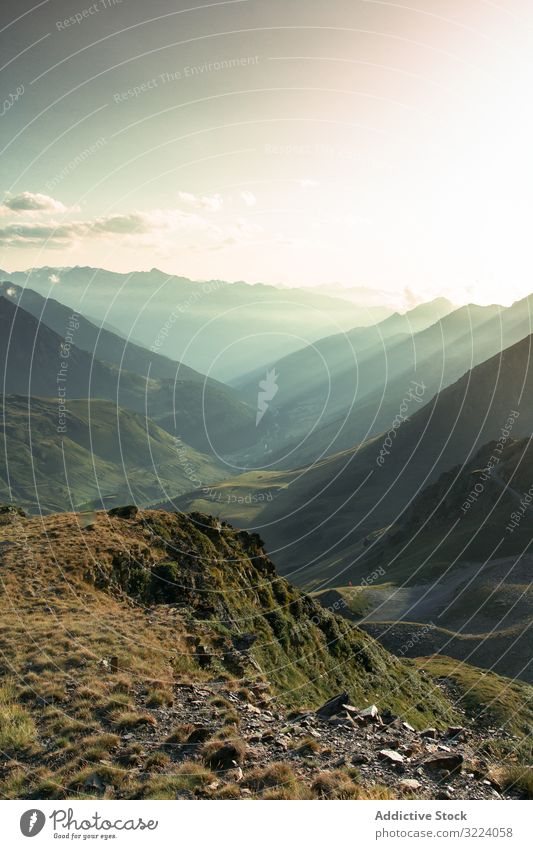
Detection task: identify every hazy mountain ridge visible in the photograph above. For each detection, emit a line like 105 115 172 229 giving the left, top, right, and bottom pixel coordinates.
0 266 383 381
0 281 207 384
233 298 533 469
172 332 533 585
0 292 256 455
0 275 532 801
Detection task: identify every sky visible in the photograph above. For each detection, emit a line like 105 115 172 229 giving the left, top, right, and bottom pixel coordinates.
1 0 533 306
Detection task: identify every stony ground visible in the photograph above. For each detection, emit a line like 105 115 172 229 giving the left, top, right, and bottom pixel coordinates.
55 677 517 800
0 506 529 801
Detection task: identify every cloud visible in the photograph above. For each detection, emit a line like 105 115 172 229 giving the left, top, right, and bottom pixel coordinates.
177 191 223 212
0 186 263 253
0 222 74 247
0 213 153 247
48 274 60 284
2 191 70 214
240 190 257 207
0 206 262 251
300 179 319 189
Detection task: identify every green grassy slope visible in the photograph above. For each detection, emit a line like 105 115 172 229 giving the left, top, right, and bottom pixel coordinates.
0 396 228 513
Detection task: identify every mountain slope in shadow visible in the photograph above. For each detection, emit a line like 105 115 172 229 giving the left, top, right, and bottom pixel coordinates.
172 333 533 585
0 281 206 384
0 293 255 455
235 296 533 469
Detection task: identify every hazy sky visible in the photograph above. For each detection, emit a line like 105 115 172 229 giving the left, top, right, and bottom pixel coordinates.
1 0 533 305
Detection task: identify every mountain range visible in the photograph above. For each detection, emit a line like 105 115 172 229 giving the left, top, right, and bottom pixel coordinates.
0 287 256 457
1 268 532 759
173 331 533 587
233 295 533 469
0 266 388 382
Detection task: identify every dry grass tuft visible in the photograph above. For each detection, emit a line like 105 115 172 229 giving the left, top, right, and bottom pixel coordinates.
0 681 37 753
203 738 247 772
111 711 157 730
500 766 533 799
310 768 395 800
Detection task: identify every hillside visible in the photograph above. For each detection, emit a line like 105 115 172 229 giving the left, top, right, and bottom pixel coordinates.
316 438 533 684
0 396 228 513
0 506 529 800
351 437 533 586
0 295 256 455
172 333 533 584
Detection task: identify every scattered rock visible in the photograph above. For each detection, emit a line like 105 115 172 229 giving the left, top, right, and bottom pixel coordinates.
260 732 275 743
108 505 138 519
420 728 438 739
464 759 488 779
379 749 405 765
399 778 421 791
292 741 320 758
403 742 423 758
84 772 107 792
316 692 351 718
359 704 380 722
381 710 399 725
328 714 355 727
423 753 464 773
446 726 467 742
447 726 466 738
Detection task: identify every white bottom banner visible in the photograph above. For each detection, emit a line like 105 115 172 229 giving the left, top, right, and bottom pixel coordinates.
0 799 530 848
